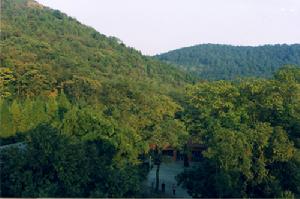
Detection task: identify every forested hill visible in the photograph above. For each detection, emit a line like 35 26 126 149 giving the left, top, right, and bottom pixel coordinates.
156 44 300 80
1 1 192 195
1 0 300 198
1 0 193 100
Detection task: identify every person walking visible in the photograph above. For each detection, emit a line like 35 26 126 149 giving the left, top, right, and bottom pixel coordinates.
172 184 176 196
151 181 154 190
161 182 165 193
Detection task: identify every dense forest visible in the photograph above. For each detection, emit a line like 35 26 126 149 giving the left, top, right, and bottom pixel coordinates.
156 44 300 80
177 66 300 197
1 0 300 198
0 0 194 100
0 0 191 197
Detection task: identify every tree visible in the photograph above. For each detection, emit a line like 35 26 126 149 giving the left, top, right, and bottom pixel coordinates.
0 100 15 138
156 44 300 80
10 100 26 132
178 73 299 197
56 92 71 120
147 117 187 191
1 124 85 197
0 67 15 98
0 124 145 197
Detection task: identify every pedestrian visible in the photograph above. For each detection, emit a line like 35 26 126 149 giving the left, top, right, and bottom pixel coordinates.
151 181 154 190
161 182 165 193
172 184 176 196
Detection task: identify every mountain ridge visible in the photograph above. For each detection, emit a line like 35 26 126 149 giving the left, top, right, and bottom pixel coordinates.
155 43 300 80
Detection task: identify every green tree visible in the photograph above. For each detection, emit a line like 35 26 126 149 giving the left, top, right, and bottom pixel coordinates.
0 67 15 98
0 101 15 137
179 73 299 197
56 92 71 120
10 100 26 132
1 124 145 197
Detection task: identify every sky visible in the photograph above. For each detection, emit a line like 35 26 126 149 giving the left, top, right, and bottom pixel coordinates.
36 0 300 55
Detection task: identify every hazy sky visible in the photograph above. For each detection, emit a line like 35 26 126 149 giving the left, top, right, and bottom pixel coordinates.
36 0 300 55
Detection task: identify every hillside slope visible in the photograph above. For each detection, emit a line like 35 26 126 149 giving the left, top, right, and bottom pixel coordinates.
156 44 300 80
0 0 193 100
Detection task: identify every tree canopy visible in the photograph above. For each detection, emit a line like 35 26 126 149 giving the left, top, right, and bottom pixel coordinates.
177 66 300 198
1 0 299 198
156 44 300 80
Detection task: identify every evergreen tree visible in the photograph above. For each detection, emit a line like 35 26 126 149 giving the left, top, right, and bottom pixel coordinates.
0 101 15 138
10 100 26 133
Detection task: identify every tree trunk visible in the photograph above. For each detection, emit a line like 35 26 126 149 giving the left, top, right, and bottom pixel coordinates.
155 163 160 191
183 144 190 167
184 153 190 167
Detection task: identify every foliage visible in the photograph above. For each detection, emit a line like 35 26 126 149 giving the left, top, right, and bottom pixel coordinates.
156 44 300 80
1 0 194 101
1 0 299 198
178 67 300 198
0 124 145 197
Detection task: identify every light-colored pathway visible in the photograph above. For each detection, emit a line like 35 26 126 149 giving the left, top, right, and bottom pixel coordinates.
0 142 26 151
146 160 191 198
